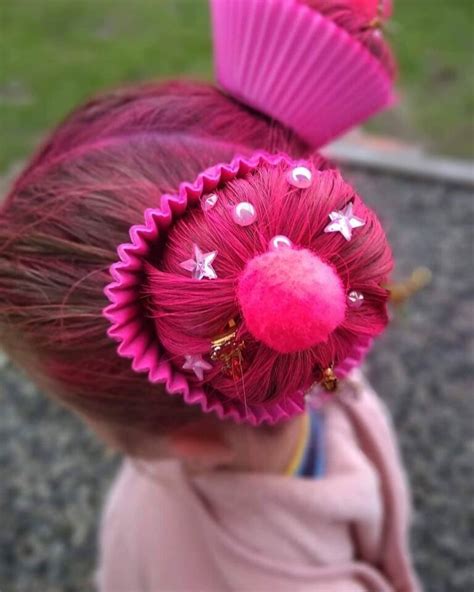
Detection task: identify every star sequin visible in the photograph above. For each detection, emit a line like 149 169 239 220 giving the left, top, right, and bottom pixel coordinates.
182 354 212 381
179 244 218 280
324 202 365 241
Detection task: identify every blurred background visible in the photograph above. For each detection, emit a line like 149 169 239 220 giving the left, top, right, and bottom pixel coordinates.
1 0 473 177
1 1 473 592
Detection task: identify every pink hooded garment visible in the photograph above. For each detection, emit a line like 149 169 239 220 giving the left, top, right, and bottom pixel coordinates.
96 372 421 592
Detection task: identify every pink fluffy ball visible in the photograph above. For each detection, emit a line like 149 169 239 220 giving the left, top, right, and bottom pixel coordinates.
237 248 346 354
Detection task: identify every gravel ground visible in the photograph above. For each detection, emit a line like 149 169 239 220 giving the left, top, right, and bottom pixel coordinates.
1 169 473 592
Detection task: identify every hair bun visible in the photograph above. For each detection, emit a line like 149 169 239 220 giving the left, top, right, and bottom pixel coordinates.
237 248 346 354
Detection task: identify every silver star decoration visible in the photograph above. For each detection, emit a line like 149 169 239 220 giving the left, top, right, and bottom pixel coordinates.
182 354 212 381
324 202 365 241
179 244 218 280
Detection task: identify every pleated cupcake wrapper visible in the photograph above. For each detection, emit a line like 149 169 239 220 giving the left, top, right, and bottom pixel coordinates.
104 151 371 425
210 0 395 148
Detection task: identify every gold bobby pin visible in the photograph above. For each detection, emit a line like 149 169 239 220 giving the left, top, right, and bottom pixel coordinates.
210 319 246 379
321 366 338 392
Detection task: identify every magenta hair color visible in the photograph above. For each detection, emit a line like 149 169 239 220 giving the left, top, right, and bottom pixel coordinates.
145 164 392 406
0 81 309 434
0 80 392 436
301 0 396 77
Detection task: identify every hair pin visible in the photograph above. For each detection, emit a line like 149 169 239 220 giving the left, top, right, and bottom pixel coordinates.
321 366 338 392
210 319 246 379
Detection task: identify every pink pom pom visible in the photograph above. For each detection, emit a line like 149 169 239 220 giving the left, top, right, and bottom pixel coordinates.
237 249 346 354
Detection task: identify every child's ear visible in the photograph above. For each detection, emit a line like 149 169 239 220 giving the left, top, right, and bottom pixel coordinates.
167 420 235 469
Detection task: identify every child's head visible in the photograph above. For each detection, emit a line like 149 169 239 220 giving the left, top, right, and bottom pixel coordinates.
0 80 392 464
0 81 305 442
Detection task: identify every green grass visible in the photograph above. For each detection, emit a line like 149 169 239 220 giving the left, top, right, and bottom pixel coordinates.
0 0 473 174
373 0 474 158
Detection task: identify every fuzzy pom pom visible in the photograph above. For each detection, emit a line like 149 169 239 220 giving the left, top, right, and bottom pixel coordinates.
237 248 346 353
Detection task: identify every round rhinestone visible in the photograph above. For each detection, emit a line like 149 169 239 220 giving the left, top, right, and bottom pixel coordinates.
287 165 313 189
347 290 364 309
201 193 218 212
232 202 257 227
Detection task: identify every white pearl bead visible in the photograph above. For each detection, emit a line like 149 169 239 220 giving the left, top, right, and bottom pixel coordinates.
287 165 313 189
232 202 257 226
269 235 293 251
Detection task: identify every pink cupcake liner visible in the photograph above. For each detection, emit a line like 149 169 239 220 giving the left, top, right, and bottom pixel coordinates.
336 335 372 377
210 0 395 148
103 151 372 425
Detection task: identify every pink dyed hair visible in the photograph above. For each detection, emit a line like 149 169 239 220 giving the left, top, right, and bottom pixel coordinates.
0 80 392 435
145 162 392 406
0 81 308 434
301 0 396 78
